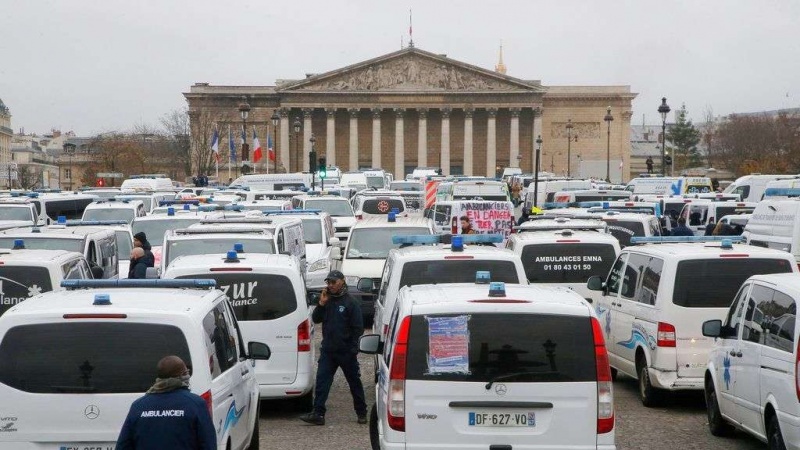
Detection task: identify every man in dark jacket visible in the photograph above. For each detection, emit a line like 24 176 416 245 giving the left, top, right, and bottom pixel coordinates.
300 270 367 426
670 217 694 237
116 355 216 450
128 247 149 279
133 232 155 268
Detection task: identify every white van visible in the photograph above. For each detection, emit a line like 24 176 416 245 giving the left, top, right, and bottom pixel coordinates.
625 176 713 196
742 198 800 265
0 198 38 230
120 177 175 192
551 189 631 204
360 281 615 449
29 192 98 225
725 174 799 202
230 173 312 191
586 237 798 406
678 200 757 234
163 252 314 406
435 179 510 203
0 279 268 449
702 273 800 449
82 199 146 224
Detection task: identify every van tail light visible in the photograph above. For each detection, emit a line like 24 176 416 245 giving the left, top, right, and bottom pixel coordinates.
795 338 800 402
592 317 615 434
657 322 677 347
451 216 458 235
200 390 213 416
298 319 311 352
388 316 411 432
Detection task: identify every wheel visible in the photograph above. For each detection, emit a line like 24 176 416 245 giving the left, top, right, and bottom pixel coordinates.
369 403 380 450
610 367 618 381
705 382 733 437
637 362 662 407
246 402 260 449
293 391 314 412
767 414 787 450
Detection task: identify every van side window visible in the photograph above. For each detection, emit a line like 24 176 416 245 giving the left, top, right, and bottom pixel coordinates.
63 260 83 279
606 254 628 295
636 257 663 306
203 304 238 377
377 257 394 306
621 254 648 300
725 285 749 337
743 285 772 344
764 290 796 353
277 230 285 253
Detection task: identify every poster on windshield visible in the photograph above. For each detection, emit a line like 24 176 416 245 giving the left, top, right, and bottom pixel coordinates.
426 315 471 375
455 201 514 241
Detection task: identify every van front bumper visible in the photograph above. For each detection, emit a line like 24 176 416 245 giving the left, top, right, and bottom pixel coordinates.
649 368 704 391
258 370 314 399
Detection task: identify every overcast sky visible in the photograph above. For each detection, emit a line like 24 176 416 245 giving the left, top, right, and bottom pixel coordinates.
2 0 798 136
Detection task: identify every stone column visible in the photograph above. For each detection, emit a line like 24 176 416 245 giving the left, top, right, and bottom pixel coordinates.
441 107 451 175
371 108 382 168
394 108 405 179
463 108 474 176
486 108 497 177
325 108 336 167
510 107 520 168
533 107 543 173
303 108 313 173
279 108 289 173
348 108 359 171
417 108 428 167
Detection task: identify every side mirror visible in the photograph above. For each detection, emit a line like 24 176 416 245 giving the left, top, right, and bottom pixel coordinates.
307 291 321 306
90 266 104 279
359 334 383 354
145 267 159 279
586 276 605 291
330 247 341 261
357 278 374 294
702 319 722 338
248 341 271 360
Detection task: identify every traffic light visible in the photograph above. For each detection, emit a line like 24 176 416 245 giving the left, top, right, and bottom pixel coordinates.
309 151 317 173
97 178 105 187
664 155 673 166
318 158 327 179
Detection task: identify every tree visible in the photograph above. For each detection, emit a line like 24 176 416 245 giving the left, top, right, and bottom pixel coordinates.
159 109 192 179
188 109 226 178
666 104 702 172
713 111 800 176
15 165 42 190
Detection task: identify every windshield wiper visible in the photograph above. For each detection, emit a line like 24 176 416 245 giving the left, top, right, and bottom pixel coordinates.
51 385 98 393
484 371 566 389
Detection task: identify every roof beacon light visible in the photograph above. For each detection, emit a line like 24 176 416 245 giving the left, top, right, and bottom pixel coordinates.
488 282 506 297
12 239 25 249
720 239 733 250
233 243 244 253
93 294 111 306
57 216 67 225
167 207 175 216
225 251 239 263
630 236 746 245
61 279 217 289
451 235 464 252
602 202 610 209
475 271 491 284
183 203 191 211
387 212 396 222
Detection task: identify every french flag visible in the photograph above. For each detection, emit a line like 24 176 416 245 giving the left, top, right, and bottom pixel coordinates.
252 127 263 163
267 132 275 161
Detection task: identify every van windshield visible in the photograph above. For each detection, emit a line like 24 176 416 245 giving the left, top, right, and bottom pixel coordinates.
673 258 793 308
133 218 203 246
399 260 520 286
177 273 296 320
347 227 432 259
0 323 191 393
522 243 617 283
83 209 136 224
305 199 354 217
166 238 275 267
405 314 595 382
0 267 53 316
0 237 83 253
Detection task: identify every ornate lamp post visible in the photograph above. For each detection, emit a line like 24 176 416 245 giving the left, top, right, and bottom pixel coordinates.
565 119 578 177
309 134 317 190
604 107 614 182
238 97 251 175
270 110 280 173
292 118 302 173
658 97 671 176
533 135 543 208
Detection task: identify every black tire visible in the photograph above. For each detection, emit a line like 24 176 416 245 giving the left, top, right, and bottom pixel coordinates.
767 414 787 450
246 402 260 450
369 403 380 450
705 382 733 437
638 362 662 407
610 367 618 381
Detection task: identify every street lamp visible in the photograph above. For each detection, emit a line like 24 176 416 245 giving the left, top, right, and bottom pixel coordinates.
658 97 671 176
292 118 302 173
238 97 251 175
309 134 317 190
604 106 614 182
533 135 543 208
565 119 578 177
270 110 280 173
62 142 76 191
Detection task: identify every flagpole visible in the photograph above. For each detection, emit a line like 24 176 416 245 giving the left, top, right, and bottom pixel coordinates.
266 124 270 175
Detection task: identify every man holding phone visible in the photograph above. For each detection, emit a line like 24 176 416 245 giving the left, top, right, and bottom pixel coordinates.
300 270 367 426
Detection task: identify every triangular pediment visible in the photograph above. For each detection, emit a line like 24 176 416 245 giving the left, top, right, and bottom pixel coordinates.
279 47 543 93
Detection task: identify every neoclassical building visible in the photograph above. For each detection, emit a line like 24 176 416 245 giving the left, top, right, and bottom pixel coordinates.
184 47 636 182
0 98 11 185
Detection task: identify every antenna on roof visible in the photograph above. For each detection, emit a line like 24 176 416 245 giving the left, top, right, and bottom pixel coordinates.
408 8 414 48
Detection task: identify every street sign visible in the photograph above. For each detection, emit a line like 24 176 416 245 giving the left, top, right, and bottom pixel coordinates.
96 172 124 178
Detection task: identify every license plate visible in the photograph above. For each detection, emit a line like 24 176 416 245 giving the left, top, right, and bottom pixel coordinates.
56 444 116 450
468 412 535 427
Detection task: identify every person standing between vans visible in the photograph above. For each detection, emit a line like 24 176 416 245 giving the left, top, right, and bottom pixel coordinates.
128 247 149 279
460 216 477 234
134 232 155 268
646 156 654 174
300 270 367 426
670 217 694 236
116 355 216 450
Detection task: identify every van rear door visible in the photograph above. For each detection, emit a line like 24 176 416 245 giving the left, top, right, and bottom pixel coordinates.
403 313 598 448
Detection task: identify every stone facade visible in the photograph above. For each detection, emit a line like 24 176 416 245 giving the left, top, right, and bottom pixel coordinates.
0 98 11 187
184 47 637 180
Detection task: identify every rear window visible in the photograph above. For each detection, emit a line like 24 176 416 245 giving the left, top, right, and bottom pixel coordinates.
133 218 203 246
522 243 617 283
166 238 275 267
0 207 34 222
0 323 191 393
0 237 83 253
0 267 53 316
362 198 404 215
603 220 645 247
673 258 793 308
177 273 297 320
405 313 595 382
83 209 135 224
399 260 520 286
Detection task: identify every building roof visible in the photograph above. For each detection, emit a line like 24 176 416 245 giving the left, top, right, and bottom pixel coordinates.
0 97 9 115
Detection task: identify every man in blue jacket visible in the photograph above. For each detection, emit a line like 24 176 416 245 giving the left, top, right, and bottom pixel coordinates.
117 355 217 450
300 270 367 426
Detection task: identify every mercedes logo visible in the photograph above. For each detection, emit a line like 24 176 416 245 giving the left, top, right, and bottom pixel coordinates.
84 405 100 420
494 384 507 396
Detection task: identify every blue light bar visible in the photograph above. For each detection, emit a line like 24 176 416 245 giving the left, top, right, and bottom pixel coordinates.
261 209 322 215
159 200 200 206
459 234 503 244
61 279 217 289
391 235 440 245
65 219 129 227
630 236 746 244
223 205 244 211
